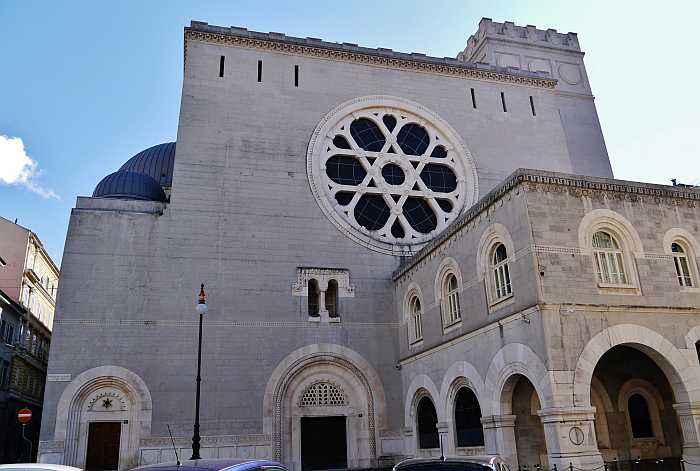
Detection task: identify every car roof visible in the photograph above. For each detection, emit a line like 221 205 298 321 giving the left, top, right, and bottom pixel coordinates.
394 456 504 469
133 459 287 471
0 465 83 471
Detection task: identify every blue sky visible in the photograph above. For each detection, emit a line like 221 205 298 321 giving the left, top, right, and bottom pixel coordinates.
1 1 699 264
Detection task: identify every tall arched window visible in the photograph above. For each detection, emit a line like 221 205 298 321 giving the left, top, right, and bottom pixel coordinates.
592 231 627 284
672 242 694 287
417 396 439 449
454 387 484 447
326 279 339 317
408 295 423 343
491 243 512 301
628 393 654 438
442 273 461 327
308 279 320 317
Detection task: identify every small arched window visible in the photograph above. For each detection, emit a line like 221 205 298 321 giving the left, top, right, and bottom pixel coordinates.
672 242 694 287
454 387 484 447
628 393 654 438
408 295 423 343
491 243 512 301
417 396 439 449
308 279 320 317
443 273 461 327
326 279 339 317
592 231 627 285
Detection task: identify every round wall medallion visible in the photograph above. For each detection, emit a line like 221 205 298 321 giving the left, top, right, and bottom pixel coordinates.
569 426 585 445
307 96 478 255
558 63 582 85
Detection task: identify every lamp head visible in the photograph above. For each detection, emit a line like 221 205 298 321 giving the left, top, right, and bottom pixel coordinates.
196 284 208 315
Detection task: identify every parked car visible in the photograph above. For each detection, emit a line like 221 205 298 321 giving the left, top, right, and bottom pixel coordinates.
0 465 82 471
394 456 511 471
133 459 289 471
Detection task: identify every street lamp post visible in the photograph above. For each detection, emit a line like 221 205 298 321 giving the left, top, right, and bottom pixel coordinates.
191 284 207 460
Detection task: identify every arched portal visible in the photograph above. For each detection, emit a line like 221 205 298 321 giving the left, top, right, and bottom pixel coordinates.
53 366 152 470
263 345 387 471
501 374 548 468
590 346 683 462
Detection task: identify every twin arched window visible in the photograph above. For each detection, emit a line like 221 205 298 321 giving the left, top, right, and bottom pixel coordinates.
592 231 628 285
672 242 694 287
442 273 461 327
307 278 338 318
491 243 512 301
408 294 423 344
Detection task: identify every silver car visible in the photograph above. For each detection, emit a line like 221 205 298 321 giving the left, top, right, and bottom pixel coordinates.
394 456 511 471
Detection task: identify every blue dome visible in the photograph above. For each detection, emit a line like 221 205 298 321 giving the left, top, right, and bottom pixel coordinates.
93 171 167 202
119 142 176 188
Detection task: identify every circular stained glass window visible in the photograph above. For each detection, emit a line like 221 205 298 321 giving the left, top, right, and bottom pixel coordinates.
307 96 478 254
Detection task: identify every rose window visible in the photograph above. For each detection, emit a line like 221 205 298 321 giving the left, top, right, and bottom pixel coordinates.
308 97 477 254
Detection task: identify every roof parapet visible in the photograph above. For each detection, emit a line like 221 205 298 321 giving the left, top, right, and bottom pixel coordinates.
461 18 580 62
185 21 556 88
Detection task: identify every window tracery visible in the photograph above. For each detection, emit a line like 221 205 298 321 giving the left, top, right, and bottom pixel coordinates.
307 97 478 254
298 380 348 407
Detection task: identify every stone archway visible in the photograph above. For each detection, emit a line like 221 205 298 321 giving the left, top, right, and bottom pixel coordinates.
573 325 700 470
52 366 152 469
263 344 387 471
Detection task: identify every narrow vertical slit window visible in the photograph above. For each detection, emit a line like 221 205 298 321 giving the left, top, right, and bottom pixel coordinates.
219 56 225 78
529 96 536 116
470 88 477 109
294 65 299 87
500 92 507 112
257 60 263 82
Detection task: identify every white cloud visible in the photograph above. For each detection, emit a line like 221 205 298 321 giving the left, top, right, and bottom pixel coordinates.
0 135 58 199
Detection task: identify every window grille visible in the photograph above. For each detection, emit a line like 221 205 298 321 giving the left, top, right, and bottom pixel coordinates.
408 295 423 343
491 243 512 301
443 273 461 326
672 242 694 287
592 231 627 284
299 381 348 407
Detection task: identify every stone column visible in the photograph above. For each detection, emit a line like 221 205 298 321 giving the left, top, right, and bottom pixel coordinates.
482 415 517 468
437 421 452 456
673 402 700 471
318 288 329 322
537 407 603 471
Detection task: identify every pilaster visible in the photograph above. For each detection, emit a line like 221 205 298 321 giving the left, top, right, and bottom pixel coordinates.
673 402 700 471
482 414 517 468
537 407 603 470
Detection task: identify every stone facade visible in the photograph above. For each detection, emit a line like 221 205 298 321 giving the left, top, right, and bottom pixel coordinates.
38 17 700 471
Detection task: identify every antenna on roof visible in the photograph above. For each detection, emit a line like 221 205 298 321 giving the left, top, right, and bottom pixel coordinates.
167 424 181 466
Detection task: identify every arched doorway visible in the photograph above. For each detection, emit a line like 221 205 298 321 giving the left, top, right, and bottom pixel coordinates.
502 374 548 468
263 346 387 471
52 366 152 469
454 387 484 449
590 346 683 462
417 396 439 451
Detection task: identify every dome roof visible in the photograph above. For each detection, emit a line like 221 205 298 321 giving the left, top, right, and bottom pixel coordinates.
93 171 167 202
119 142 176 188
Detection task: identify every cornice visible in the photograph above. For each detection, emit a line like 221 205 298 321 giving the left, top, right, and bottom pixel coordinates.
392 169 700 281
184 25 557 89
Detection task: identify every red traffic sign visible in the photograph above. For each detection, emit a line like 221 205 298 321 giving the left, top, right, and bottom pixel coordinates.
17 408 32 424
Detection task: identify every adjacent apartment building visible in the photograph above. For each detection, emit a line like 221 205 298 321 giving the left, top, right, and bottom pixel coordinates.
0 217 58 462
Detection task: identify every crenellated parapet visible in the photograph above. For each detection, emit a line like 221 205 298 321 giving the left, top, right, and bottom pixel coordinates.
460 18 581 61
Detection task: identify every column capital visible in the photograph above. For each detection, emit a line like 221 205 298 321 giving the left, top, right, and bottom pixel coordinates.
673 402 700 415
538 406 597 423
481 414 516 429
